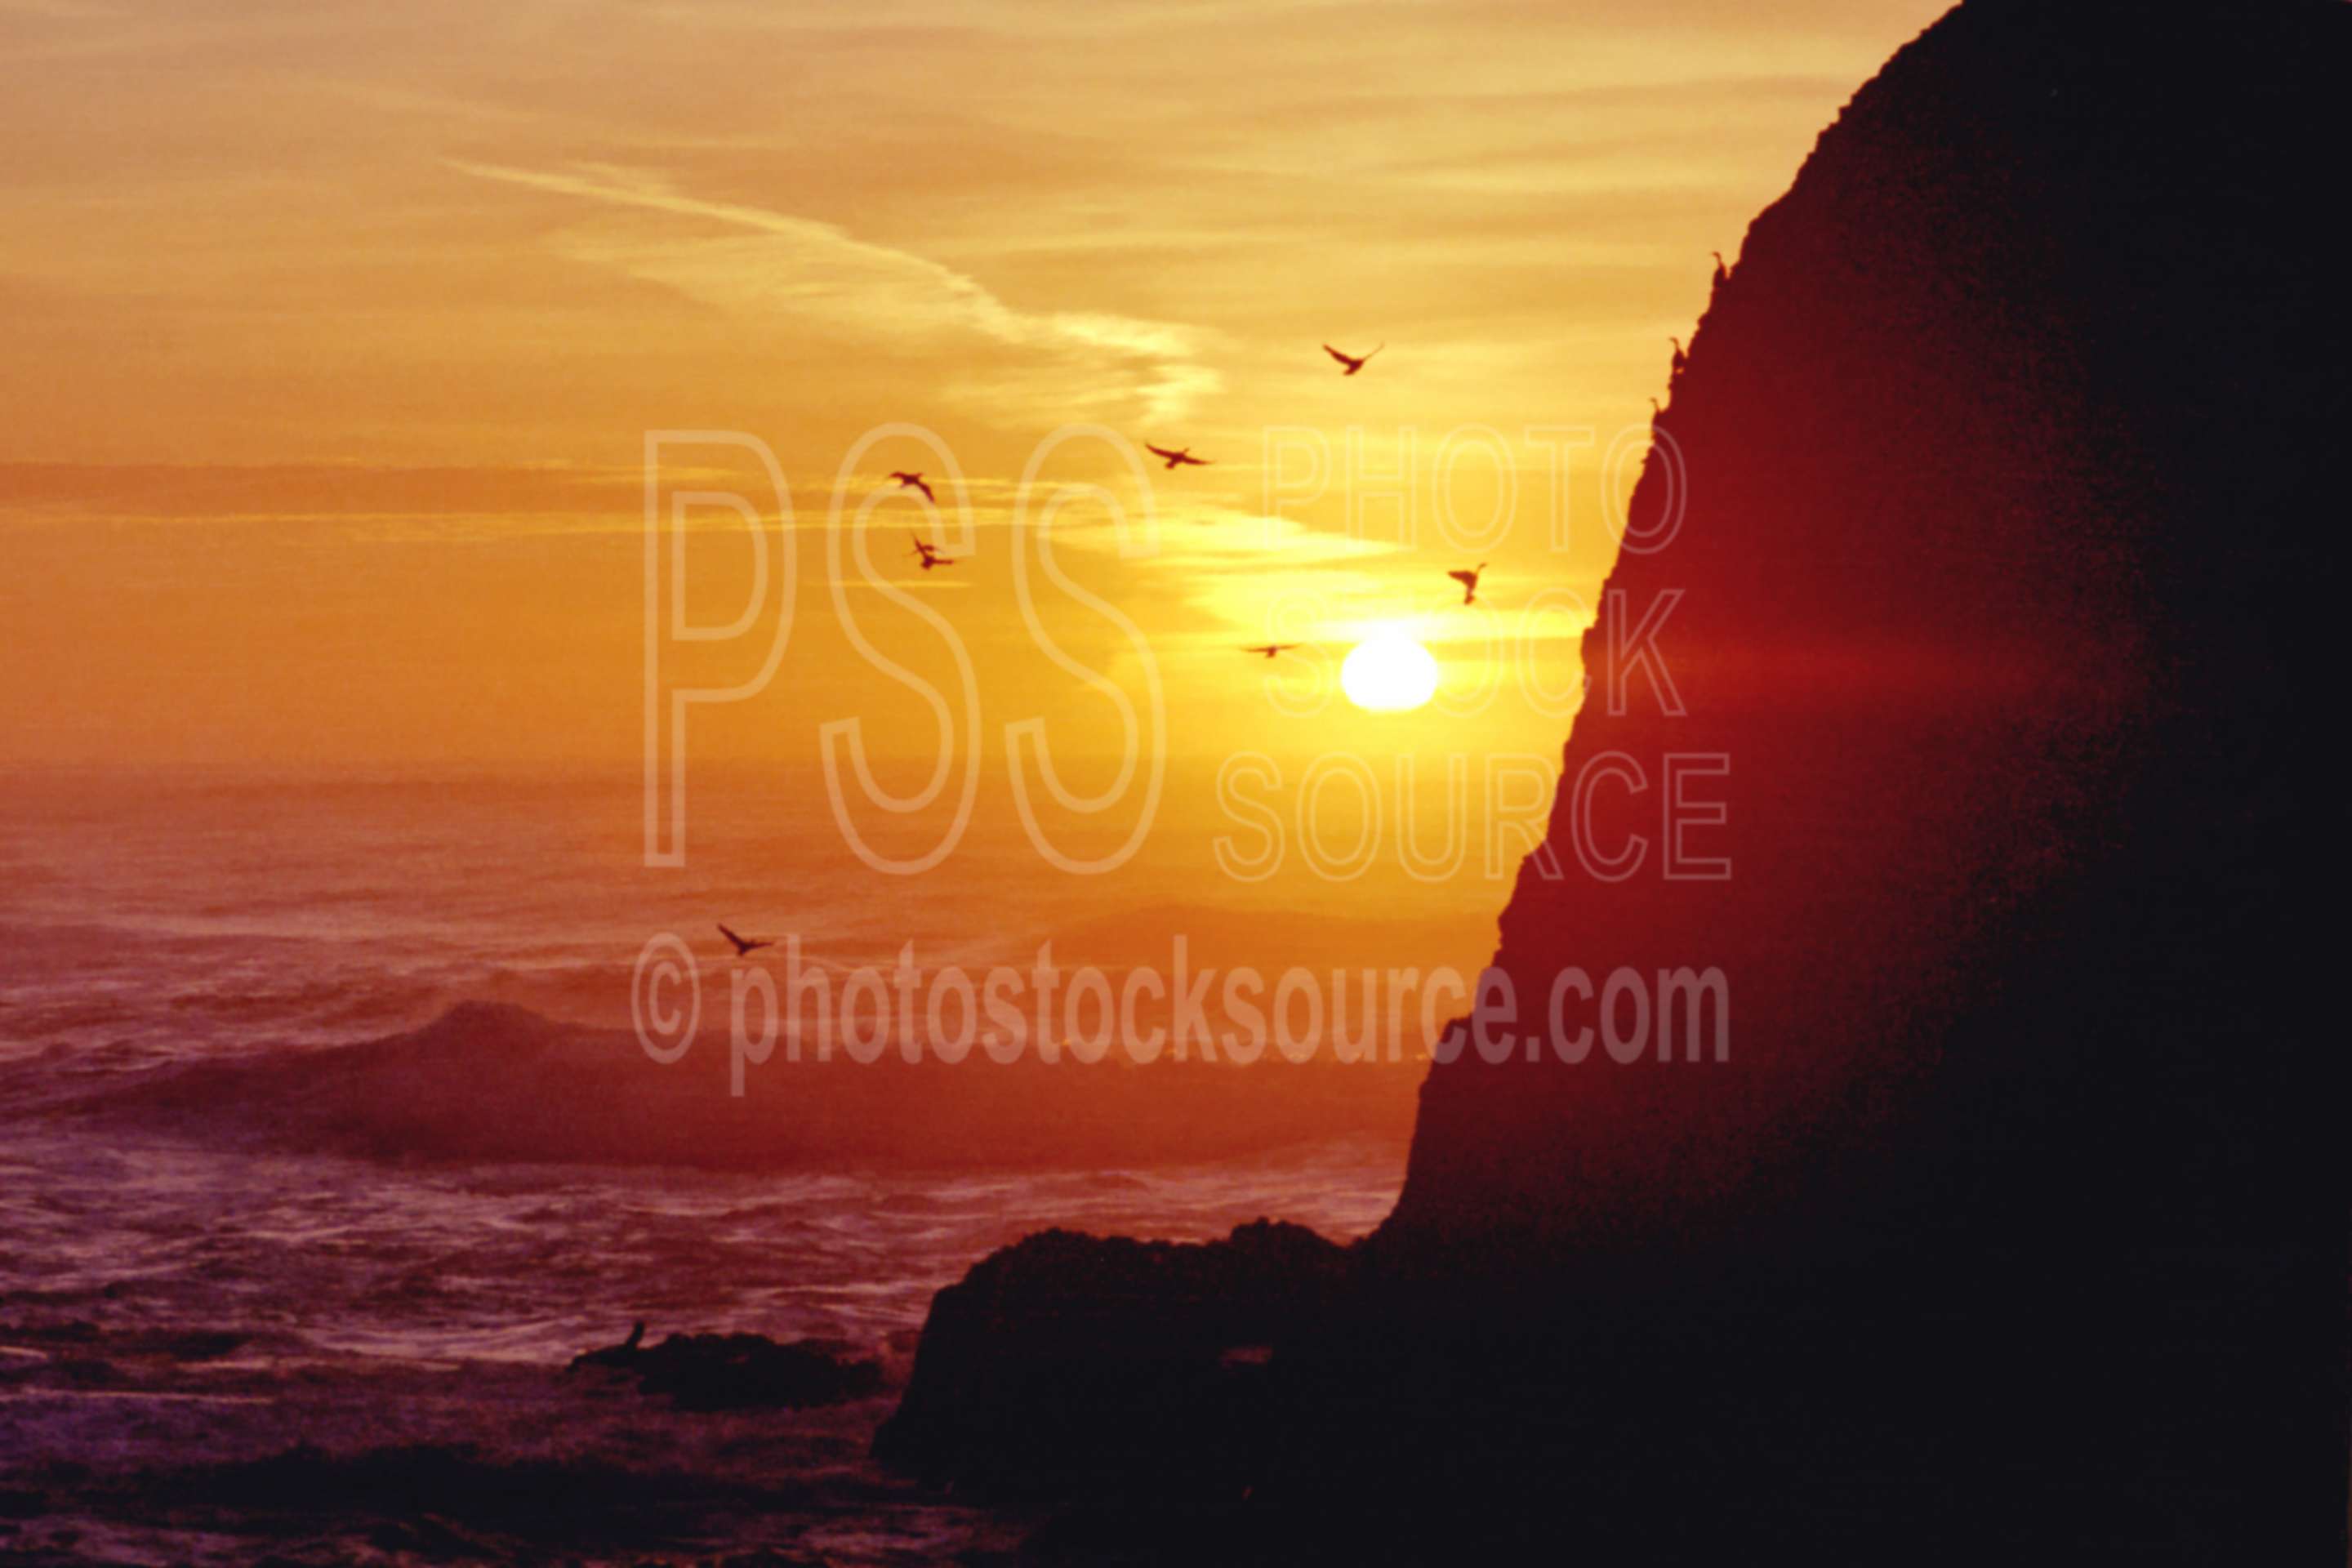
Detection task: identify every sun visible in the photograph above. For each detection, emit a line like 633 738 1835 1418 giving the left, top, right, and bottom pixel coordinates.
1341 632 1441 712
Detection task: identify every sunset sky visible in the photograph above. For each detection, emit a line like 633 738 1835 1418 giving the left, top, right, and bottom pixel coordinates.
2 0 1945 791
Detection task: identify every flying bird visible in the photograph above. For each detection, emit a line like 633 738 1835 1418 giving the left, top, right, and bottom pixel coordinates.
1447 564 1486 605
718 923 774 956
888 471 936 503
1146 443 1211 469
1241 644 1302 659
1322 342 1383 376
909 535 957 571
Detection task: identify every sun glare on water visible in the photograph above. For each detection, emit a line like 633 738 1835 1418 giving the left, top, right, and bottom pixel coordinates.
1341 632 1441 712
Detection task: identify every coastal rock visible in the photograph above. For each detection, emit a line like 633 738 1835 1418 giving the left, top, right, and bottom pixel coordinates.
1356 0 2345 1554
874 1221 1348 1499
569 1325 884 1412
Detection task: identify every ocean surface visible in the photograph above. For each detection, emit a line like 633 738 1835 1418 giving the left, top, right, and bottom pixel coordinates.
0 768 1412 1565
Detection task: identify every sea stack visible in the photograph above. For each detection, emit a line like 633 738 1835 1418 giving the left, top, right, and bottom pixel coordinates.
1360 0 2346 1554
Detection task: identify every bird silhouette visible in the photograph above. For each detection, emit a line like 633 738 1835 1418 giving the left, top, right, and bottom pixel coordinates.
1447 564 1486 605
1322 342 1383 376
718 923 774 956
909 534 957 570
1241 643 1301 659
1146 443 1211 469
888 471 936 503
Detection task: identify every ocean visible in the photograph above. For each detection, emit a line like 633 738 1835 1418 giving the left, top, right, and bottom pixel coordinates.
0 767 1414 1565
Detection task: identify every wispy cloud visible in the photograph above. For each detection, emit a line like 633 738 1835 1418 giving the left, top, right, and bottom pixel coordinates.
450 159 1221 427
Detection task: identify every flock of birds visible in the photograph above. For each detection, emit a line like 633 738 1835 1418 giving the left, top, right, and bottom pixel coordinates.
725 260 1729 953
895 340 1487 662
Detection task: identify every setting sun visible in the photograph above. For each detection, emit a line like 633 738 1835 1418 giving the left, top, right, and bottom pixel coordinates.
1341 633 1441 712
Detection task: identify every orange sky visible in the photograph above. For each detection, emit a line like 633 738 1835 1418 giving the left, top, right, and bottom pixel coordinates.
1 0 1948 784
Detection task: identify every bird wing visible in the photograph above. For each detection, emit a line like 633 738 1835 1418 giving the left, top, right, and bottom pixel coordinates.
1178 452 1210 466
913 479 935 501
1146 443 1177 460
1322 344 1352 365
1447 570 1477 587
717 923 744 948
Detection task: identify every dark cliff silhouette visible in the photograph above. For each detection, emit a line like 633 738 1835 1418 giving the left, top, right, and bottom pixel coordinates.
1383 0 2342 1273
880 1 2348 1558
